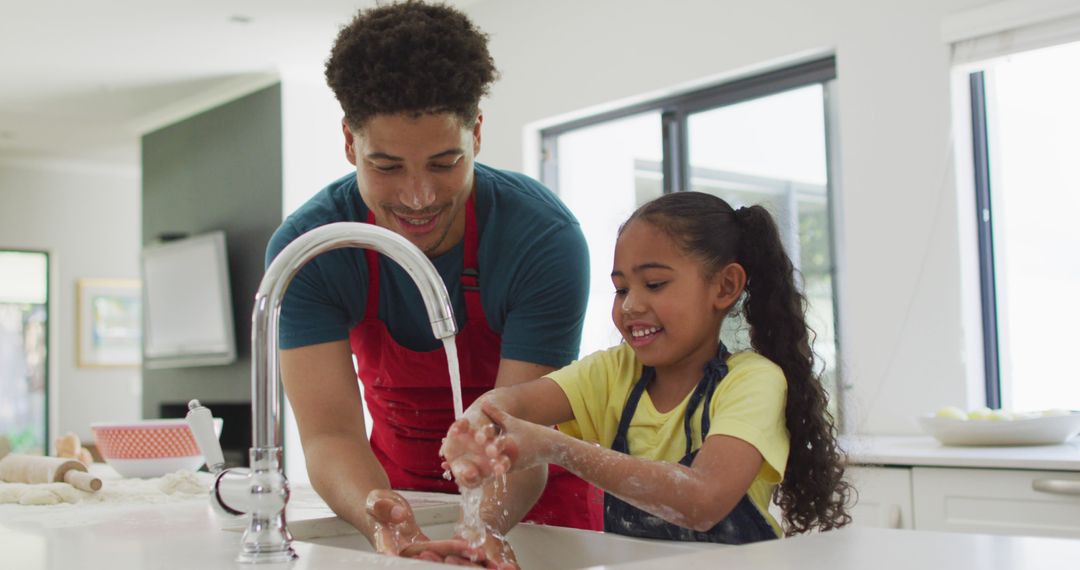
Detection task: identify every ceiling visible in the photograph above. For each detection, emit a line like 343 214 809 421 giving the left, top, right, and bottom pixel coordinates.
0 1 480 166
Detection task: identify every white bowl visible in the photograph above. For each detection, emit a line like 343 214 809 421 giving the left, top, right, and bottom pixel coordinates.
917 412 1080 446
91 418 222 478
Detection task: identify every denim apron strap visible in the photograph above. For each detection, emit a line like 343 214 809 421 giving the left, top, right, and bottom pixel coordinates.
603 344 778 544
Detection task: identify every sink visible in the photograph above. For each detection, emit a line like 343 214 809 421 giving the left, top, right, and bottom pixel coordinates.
228 486 717 568
298 519 716 569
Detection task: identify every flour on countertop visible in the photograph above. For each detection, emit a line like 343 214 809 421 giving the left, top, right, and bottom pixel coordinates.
0 469 209 506
157 470 207 495
0 482 82 506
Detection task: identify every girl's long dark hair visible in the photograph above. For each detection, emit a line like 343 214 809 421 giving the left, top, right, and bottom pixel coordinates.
623 191 852 534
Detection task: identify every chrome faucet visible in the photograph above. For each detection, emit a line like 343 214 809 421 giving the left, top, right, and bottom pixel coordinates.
203 222 458 564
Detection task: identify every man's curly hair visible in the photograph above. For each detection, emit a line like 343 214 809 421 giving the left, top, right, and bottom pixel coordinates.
325 1 499 130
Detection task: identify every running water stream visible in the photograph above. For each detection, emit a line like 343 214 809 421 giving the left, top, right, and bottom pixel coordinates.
442 337 487 549
444 337 464 419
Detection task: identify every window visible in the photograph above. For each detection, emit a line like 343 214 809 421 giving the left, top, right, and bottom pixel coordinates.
966 40 1080 411
541 58 842 413
543 112 664 353
0 250 49 454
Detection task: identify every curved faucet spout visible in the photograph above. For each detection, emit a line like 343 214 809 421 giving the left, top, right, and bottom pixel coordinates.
234 221 458 564
253 221 457 449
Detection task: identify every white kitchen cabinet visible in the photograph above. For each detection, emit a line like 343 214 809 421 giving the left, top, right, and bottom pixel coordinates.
842 436 1080 539
912 466 1080 538
847 466 914 529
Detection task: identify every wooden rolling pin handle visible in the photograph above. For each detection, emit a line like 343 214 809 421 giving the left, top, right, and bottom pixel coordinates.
64 470 102 492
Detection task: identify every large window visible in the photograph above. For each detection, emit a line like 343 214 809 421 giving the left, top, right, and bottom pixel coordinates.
0 250 49 454
967 40 1080 411
541 58 842 412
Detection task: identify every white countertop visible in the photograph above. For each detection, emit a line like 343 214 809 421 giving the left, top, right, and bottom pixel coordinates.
4 466 1080 569
842 435 1080 471
608 526 1080 570
5 497 1080 570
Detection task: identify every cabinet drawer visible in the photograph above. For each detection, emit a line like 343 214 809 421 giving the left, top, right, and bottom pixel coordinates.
848 466 914 529
912 467 1080 538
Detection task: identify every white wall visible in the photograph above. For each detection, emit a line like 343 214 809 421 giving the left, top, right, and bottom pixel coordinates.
0 158 141 445
278 69 358 484
464 0 1001 434
280 69 352 215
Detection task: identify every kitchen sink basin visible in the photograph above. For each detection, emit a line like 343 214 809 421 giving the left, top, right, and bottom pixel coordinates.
226 487 716 569
300 521 714 569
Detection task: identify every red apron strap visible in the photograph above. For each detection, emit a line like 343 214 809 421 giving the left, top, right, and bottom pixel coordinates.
365 194 486 327
461 192 485 323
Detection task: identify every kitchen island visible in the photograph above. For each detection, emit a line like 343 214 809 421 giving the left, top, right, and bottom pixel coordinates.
4 476 1080 570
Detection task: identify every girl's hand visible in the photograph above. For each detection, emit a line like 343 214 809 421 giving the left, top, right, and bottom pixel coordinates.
440 405 512 487
480 401 560 473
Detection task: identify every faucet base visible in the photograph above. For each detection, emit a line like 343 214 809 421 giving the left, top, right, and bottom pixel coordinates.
236 546 299 564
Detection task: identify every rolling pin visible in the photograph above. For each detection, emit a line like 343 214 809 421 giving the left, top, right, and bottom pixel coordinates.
0 454 102 492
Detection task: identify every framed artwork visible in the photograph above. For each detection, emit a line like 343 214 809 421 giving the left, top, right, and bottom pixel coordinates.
77 279 141 368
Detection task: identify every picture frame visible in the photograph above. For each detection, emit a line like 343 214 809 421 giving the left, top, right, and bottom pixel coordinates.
76 278 142 368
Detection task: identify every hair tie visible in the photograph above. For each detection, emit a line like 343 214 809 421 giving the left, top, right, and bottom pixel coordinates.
734 206 752 279
734 206 752 229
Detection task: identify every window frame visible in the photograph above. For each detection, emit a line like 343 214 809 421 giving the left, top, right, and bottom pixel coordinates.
967 71 1003 410
538 56 846 422
540 57 837 194
0 248 51 452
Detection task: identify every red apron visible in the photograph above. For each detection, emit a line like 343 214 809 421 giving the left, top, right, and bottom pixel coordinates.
349 193 599 530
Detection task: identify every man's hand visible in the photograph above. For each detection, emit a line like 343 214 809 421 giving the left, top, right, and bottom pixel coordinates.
366 489 437 558
403 527 519 569
368 489 499 565
460 529 520 570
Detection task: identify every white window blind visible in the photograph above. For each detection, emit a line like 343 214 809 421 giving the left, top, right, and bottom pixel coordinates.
944 0 1080 64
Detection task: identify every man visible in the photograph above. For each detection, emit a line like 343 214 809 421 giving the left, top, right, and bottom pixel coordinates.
265 1 594 565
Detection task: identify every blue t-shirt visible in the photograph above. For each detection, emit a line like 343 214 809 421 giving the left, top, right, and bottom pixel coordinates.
265 163 590 368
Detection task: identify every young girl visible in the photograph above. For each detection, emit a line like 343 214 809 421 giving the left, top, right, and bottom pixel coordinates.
441 191 852 545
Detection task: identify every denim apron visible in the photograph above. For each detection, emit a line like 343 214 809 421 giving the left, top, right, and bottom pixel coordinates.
603 345 779 544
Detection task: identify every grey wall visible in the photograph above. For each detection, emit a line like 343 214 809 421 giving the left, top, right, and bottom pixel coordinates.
140 84 282 420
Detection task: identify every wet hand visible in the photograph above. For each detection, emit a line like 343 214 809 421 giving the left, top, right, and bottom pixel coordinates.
409 529 518 569
480 401 557 471
399 539 489 566
473 530 520 570
440 412 511 487
366 489 452 561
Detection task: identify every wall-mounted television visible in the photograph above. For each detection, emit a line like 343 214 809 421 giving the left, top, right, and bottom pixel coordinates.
141 231 236 369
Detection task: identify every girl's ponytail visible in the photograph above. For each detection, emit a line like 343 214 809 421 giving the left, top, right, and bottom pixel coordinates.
736 205 853 534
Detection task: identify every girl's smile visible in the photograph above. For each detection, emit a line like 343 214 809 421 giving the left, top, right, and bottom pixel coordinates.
627 323 664 348
611 220 727 375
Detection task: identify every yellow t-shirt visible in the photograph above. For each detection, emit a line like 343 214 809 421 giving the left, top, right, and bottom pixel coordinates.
548 343 789 536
